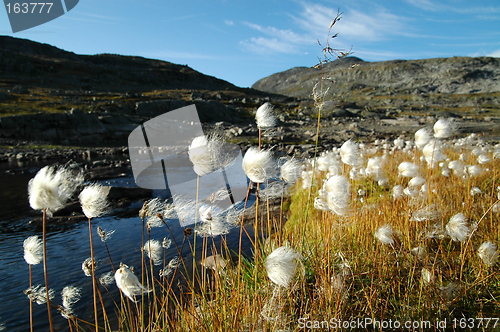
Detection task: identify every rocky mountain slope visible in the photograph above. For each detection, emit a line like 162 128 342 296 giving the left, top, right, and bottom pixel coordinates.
0 36 291 145
0 36 498 159
0 35 237 92
252 56 500 118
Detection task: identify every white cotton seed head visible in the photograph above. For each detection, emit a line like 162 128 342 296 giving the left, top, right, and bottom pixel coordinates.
466 165 482 177
375 225 395 245
61 285 82 310
23 235 43 265
324 175 351 216
415 127 432 150
255 102 277 129
470 187 482 196
433 118 454 138
82 257 96 277
188 135 216 176
97 227 115 243
446 213 470 242
28 165 84 215
398 161 419 178
143 239 163 265
477 154 490 164
99 271 115 286
265 246 301 288
24 285 55 305
392 185 404 199
280 158 301 184
365 156 387 182
79 183 110 219
115 263 150 302
340 140 361 166
477 242 498 266
242 147 274 183
422 140 446 168
408 176 426 188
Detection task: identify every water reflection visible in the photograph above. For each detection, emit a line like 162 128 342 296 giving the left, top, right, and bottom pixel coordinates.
0 170 254 331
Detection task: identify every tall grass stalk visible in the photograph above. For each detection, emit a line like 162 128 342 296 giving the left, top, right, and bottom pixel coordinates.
87 217 99 331
41 209 55 332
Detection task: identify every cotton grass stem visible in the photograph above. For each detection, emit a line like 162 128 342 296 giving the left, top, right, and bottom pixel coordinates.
87 217 99 331
42 209 55 332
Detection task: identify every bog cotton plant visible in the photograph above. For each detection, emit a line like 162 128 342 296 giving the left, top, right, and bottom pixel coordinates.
477 242 499 266
433 118 454 138
115 263 150 302
265 246 301 288
280 157 301 184
255 102 277 130
60 286 82 319
79 183 110 219
398 161 419 178
422 140 446 168
27 165 84 332
445 213 470 242
415 127 432 150
28 165 84 216
324 175 351 216
340 140 361 167
188 134 230 177
242 147 274 183
143 239 163 266
79 182 110 331
23 236 43 266
375 225 396 245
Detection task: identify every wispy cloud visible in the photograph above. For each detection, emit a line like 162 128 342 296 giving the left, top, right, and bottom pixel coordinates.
240 2 410 55
64 11 124 24
405 0 500 17
487 49 500 57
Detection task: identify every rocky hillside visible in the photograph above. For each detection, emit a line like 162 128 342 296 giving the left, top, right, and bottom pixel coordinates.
0 35 238 92
252 56 500 118
0 36 291 145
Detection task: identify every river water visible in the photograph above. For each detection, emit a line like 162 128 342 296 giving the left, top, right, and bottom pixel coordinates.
0 159 254 331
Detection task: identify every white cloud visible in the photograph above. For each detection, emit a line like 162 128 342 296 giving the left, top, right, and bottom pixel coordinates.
240 21 312 54
488 49 500 57
240 2 409 55
224 20 234 26
405 0 500 17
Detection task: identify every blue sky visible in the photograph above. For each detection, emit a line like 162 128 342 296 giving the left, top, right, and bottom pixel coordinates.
1 0 499 88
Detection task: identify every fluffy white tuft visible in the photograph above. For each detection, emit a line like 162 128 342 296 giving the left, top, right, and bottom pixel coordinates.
280 158 301 184
445 213 470 242
242 147 274 183
79 183 110 219
422 140 446 168
477 241 498 266
398 161 419 178
23 235 43 265
143 239 163 265
415 127 432 150
433 119 454 138
375 225 395 245
340 140 361 167
323 175 351 216
28 165 84 215
115 263 150 302
255 102 277 129
265 246 301 288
